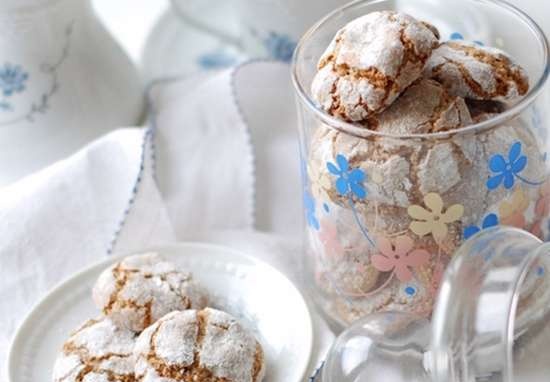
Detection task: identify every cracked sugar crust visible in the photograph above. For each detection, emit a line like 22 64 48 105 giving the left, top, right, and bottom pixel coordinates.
311 11 439 122
93 253 208 332
424 41 529 102
368 79 473 134
134 309 265 382
307 120 544 322
52 317 137 382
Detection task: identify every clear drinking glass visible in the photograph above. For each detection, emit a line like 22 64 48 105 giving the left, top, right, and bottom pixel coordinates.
292 0 550 327
317 227 550 382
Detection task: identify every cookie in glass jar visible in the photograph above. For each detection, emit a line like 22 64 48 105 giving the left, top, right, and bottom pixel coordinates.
311 11 440 122
424 40 529 102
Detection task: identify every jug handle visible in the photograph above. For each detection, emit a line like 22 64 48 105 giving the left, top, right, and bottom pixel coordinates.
170 0 243 49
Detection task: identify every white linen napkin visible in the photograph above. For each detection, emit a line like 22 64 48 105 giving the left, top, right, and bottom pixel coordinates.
0 128 175 371
0 61 333 380
151 61 303 239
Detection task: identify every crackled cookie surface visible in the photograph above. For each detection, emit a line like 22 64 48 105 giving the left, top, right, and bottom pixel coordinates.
307 120 544 322
424 41 529 102
311 11 439 121
134 309 265 382
93 253 208 332
53 318 137 382
369 79 472 134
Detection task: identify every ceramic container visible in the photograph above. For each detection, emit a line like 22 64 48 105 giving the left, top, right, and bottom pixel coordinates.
292 0 550 327
171 0 349 63
0 0 144 186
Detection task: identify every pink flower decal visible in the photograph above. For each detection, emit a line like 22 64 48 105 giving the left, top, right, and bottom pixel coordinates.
319 219 344 259
371 236 431 282
530 181 550 238
499 188 529 229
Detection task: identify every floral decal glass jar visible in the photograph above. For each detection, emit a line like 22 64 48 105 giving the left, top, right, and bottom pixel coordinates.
292 0 550 327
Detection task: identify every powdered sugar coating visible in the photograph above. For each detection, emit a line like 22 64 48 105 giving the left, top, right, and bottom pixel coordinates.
93 253 208 332
307 120 544 323
311 11 439 121
52 318 137 382
370 79 472 134
424 41 529 102
134 309 265 382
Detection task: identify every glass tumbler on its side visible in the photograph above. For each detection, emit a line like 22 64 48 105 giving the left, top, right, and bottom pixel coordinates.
292 0 550 328
318 227 550 382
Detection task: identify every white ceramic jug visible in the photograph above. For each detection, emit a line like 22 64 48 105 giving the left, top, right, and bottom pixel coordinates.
171 0 349 62
0 0 144 186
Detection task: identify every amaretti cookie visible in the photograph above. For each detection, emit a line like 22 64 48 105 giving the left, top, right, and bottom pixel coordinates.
307 117 545 321
93 253 208 332
133 309 265 382
369 79 473 134
311 11 439 121
424 41 529 102
52 318 137 382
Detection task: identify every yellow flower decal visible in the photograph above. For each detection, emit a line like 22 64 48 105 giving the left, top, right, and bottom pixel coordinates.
499 188 529 229
408 193 464 240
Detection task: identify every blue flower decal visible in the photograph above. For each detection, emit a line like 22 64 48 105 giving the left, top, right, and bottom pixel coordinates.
0 63 29 97
450 32 464 40
197 50 237 70
304 191 319 230
404 285 417 296
327 154 367 199
487 141 528 190
464 213 499 240
263 32 297 63
450 32 484 46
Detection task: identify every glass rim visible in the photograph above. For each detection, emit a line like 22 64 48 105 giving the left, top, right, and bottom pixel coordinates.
506 240 550 380
291 0 550 140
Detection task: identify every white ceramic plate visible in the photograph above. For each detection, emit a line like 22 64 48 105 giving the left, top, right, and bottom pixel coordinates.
8 243 313 382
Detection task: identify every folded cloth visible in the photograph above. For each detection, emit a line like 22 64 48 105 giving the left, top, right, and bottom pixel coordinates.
150 60 303 239
0 61 333 380
0 128 175 370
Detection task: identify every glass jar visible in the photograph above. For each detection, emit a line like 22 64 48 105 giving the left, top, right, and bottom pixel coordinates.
292 0 550 327
317 227 550 382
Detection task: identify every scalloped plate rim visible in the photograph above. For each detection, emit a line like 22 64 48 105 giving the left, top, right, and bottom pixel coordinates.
7 241 313 382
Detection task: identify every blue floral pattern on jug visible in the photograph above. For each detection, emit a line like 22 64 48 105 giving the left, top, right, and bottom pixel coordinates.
263 31 297 63
0 23 73 125
0 63 29 111
197 50 238 70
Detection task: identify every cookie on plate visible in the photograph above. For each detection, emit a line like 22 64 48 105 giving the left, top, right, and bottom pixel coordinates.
52 317 137 382
424 41 529 102
134 308 265 382
311 11 439 121
93 253 208 332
